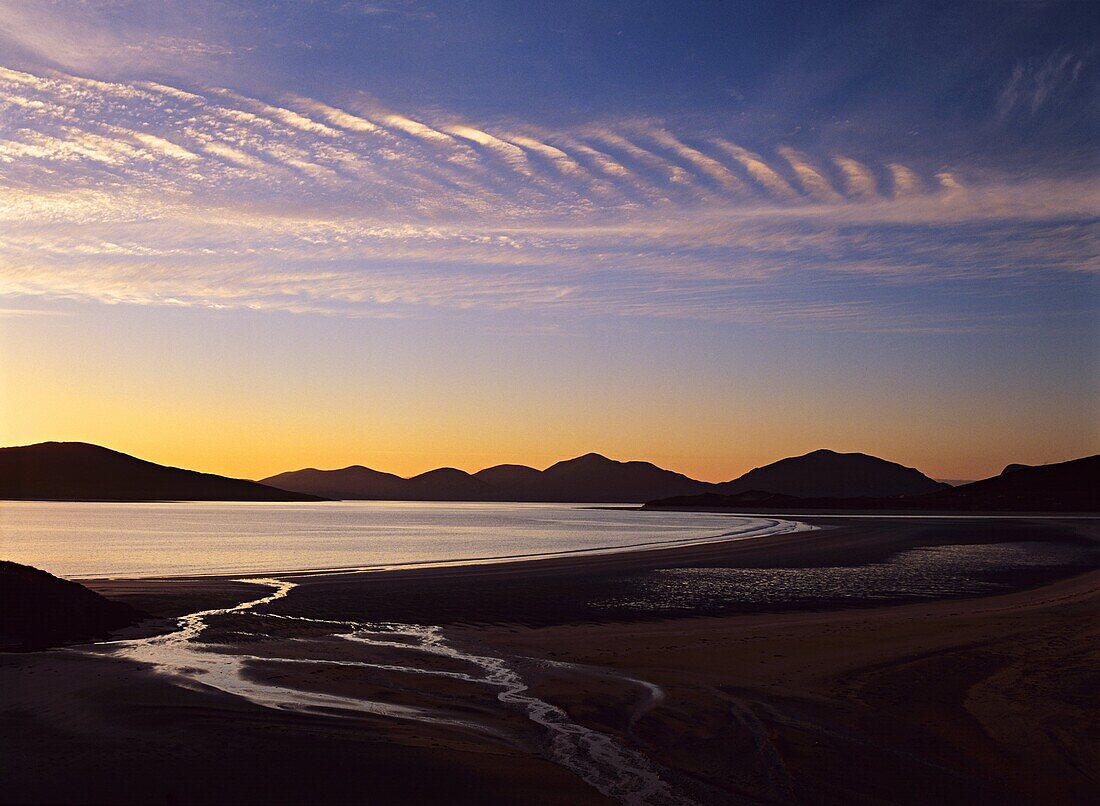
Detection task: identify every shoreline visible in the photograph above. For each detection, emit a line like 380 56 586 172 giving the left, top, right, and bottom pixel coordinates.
3 516 1097 804
85 515 1100 622
71 509 1100 584
70 512 813 582
638 505 1100 517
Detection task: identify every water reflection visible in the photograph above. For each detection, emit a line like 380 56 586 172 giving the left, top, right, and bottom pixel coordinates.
597 542 1094 611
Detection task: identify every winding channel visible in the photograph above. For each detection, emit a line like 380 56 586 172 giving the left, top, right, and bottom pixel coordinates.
93 578 693 805
86 518 817 803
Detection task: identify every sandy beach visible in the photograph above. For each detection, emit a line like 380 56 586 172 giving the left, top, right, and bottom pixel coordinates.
2 516 1097 804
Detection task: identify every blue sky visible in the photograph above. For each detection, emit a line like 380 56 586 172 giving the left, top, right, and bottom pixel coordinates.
0 1 1096 479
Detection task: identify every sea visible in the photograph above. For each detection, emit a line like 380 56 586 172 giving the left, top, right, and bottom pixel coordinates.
0 500 801 578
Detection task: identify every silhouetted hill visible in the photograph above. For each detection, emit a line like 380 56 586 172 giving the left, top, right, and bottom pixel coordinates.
404 468 496 501
472 464 544 499
264 449 964 504
647 454 1099 513
715 449 948 498
265 452 714 502
1001 463 1032 475
0 561 144 649
0 442 324 501
261 465 407 500
535 453 712 502
920 454 1098 511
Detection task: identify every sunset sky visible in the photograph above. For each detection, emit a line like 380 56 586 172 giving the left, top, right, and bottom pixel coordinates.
0 1 1097 482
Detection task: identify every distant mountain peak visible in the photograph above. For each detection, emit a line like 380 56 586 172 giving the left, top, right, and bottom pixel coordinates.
412 467 473 479
542 452 617 473
797 448 874 460
570 452 614 463
719 449 946 499
31 441 134 457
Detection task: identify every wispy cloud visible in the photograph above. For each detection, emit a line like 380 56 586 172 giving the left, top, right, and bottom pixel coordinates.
0 1 243 78
378 112 456 145
997 51 1089 119
0 307 71 318
777 147 845 203
505 134 585 177
641 128 747 192
285 96 382 134
0 65 1096 332
832 155 878 200
444 125 531 175
886 163 921 197
712 139 798 199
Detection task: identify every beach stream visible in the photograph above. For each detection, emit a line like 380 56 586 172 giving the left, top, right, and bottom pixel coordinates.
93 578 692 806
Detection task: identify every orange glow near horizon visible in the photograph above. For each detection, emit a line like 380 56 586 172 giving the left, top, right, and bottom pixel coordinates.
3 300 1098 486
1 418 1093 486
3 311 1094 485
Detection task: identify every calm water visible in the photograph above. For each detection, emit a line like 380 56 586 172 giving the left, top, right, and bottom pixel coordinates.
0 501 802 578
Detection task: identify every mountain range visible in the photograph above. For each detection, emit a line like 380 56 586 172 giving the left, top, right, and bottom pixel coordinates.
2 441 1092 510
261 452 717 502
261 449 947 503
646 453 1100 513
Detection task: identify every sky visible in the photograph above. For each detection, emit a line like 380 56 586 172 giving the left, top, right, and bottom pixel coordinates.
0 0 1097 482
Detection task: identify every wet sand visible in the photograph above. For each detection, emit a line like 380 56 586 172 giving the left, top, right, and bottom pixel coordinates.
466 559 1100 804
2 516 1098 804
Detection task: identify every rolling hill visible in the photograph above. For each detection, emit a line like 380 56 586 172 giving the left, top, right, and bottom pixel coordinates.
917 454 1098 512
263 449 956 503
715 449 948 498
532 453 712 502
647 453 1099 512
404 468 496 500
0 442 325 502
263 452 714 502
260 465 408 500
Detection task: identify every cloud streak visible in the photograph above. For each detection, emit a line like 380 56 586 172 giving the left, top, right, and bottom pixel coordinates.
0 65 1096 333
